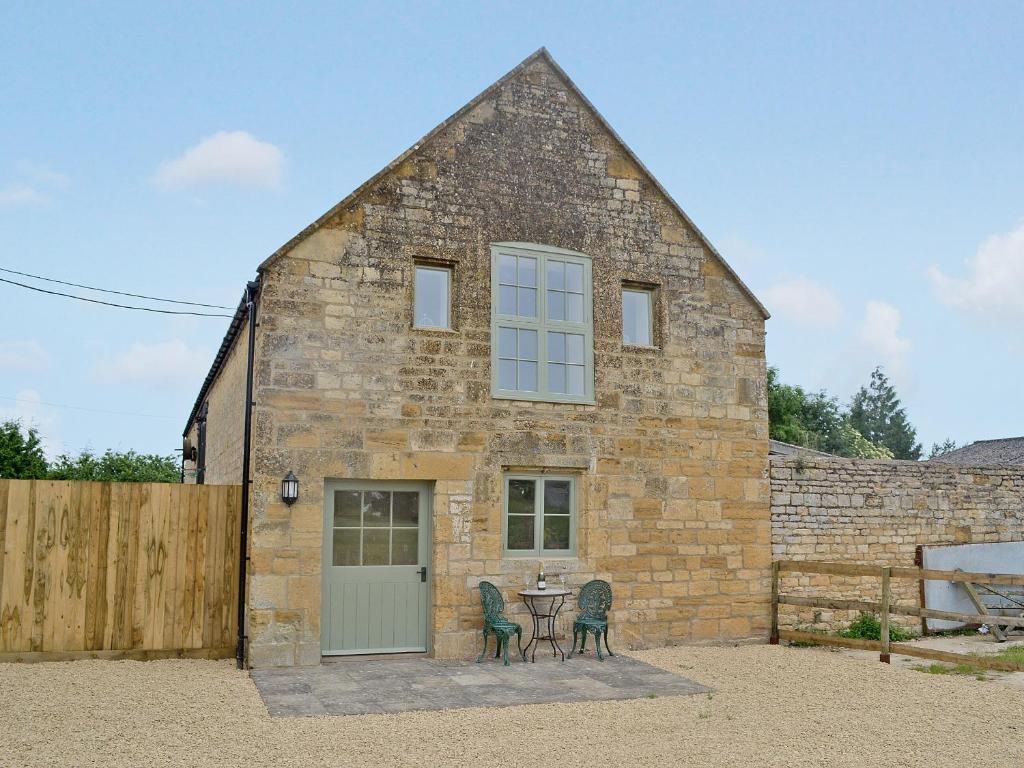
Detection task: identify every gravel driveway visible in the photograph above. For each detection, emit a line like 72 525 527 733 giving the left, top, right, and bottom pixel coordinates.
2 645 1022 767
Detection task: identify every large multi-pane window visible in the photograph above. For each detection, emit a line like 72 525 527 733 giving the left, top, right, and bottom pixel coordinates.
490 243 594 403
503 474 576 557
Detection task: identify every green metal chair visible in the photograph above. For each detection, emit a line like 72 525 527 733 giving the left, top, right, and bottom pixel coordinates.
476 581 525 666
569 579 614 661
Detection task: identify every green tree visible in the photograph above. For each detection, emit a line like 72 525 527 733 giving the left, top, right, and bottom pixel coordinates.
928 438 959 459
767 368 892 459
0 420 49 479
833 420 893 459
848 367 922 460
48 449 180 483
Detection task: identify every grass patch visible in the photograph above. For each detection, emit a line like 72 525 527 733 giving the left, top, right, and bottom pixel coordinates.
912 662 989 681
839 613 915 643
992 645 1024 665
912 643 1024 680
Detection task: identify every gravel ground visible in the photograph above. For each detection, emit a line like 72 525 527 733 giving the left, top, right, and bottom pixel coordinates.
2 645 1022 767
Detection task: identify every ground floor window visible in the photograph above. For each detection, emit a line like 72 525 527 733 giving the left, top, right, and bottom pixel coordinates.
503 474 576 557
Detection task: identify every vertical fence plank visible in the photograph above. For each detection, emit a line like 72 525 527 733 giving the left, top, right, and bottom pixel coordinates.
85 483 112 651
879 567 891 664
34 480 59 653
110 483 135 649
64 481 89 650
0 480 8 610
220 485 239 648
0 480 20 652
192 485 210 649
181 485 199 648
131 483 151 649
162 484 181 650
205 485 220 650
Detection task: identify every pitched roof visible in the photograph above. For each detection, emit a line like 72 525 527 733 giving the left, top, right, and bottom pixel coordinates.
182 282 255 436
256 47 769 320
929 437 1024 466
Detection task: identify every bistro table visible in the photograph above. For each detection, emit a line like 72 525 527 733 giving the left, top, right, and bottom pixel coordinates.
518 587 572 662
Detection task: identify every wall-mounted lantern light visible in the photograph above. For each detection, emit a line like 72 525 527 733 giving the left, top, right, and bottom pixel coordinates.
281 471 299 506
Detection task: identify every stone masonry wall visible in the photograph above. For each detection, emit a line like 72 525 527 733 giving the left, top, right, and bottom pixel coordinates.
771 456 1024 632
184 316 249 486
243 55 770 667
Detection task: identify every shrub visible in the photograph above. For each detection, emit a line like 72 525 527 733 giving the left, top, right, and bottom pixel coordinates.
839 612 914 642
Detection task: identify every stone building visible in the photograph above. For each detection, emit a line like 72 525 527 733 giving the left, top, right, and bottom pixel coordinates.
183 48 771 668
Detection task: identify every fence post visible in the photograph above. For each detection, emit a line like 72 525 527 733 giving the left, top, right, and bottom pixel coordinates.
769 561 780 645
879 567 891 664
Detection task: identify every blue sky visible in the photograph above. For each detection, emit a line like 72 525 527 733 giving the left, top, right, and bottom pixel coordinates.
2 1 1022 460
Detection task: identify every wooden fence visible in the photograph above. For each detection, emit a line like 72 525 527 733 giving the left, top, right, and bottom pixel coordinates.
770 560 1024 673
0 479 241 661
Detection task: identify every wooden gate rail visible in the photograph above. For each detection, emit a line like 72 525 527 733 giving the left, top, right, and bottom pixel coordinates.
769 560 1024 673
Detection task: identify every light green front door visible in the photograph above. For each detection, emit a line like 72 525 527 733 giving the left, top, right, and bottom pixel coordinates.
322 481 431 655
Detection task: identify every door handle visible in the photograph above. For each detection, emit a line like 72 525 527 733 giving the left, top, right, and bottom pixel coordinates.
417 566 427 583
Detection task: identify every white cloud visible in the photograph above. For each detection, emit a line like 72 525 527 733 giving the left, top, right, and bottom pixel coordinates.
154 131 285 190
20 163 70 189
858 301 911 378
0 184 49 206
928 221 1024 321
0 389 64 458
761 277 843 328
0 340 51 374
96 340 211 389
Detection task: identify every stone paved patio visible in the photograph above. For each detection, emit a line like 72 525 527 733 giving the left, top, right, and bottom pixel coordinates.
251 653 710 716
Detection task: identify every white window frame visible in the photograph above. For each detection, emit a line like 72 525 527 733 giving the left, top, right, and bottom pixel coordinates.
490 242 595 404
502 473 577 558
413 264 452 330
622 285 655 348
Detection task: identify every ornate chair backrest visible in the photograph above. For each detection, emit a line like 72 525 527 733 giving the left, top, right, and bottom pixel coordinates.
577 579 613 620
478 581 506 624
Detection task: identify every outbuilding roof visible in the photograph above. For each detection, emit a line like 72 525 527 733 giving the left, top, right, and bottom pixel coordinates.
929 437 1024 466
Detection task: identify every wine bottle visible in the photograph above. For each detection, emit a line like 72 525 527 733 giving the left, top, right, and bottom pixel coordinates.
537 561 546 590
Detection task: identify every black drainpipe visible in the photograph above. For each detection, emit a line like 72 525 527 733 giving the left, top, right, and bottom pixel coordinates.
236 280 259 669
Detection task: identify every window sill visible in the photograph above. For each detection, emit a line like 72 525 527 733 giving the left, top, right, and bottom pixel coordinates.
411 325 459 335
492 392 596 407
623 343 660 353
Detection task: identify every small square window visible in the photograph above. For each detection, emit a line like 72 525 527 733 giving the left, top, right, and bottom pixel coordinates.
502 474 576 557
623 287 654 347
414 265 451 329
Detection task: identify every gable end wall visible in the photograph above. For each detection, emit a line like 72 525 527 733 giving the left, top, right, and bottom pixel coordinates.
245 58 770 667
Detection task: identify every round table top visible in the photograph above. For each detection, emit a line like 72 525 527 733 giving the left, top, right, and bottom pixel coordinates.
518 587 572 597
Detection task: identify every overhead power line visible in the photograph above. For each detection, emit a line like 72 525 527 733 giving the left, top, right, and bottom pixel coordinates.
0 266 233 309
0 276 234 317
0 394 178 420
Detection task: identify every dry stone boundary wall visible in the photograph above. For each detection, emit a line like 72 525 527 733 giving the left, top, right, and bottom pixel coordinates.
770 456 1024 632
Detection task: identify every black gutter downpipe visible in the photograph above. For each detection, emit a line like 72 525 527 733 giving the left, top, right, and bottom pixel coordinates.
236 280 259 669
